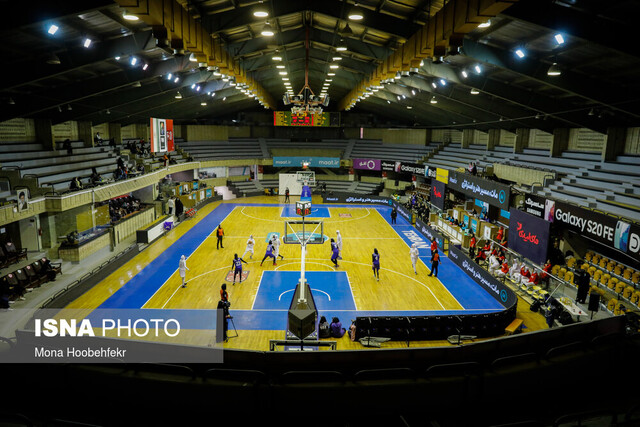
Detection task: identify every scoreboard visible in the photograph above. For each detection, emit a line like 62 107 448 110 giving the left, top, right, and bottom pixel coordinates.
273 111 340 127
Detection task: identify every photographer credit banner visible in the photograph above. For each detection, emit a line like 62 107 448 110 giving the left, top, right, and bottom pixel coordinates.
380 160 426 176
447 172 511 211
546 199 640 263
352 158 381 171
448 246 517 309
508 208 551 265
430 178 446 210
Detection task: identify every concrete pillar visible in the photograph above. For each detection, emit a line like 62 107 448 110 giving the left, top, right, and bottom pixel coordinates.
487 129 499 151
109 122 122 145
514 128 530 153
461 128 473 149
34 118 54 151
77 121 93 147
551 128 570 157
602 127 626 162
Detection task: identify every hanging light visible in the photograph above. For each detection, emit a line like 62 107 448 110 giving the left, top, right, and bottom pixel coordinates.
470 88 480 95
348 4 364 20
122 11 139 21
478 20 491 28
547 62 561 76
336 39 347 51
430 96 437 104
261 22 274 37
175 91 182 99
189 53 197 62
253 2 269 17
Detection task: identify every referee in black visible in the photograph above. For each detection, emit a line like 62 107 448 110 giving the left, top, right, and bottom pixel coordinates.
284 187 290 203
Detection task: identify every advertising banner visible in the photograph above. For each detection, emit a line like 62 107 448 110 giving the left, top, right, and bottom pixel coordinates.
448 246 517 308
547 199 640 263
322 192 392 205
150 118 174 153
447 172 511 211
273 156 340 168
381 160 396 172
523 193 547 219
430 178 446 210
436 168 449 184
352 158 381 171
393 162 426 176
508 208 551 265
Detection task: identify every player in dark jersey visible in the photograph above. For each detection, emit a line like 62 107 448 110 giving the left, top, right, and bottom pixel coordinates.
230 253 247 284
330 238 339 267
260 241 277 266
372 248 380 281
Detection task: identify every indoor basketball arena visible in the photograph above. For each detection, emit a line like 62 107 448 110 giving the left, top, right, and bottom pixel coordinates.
1 0 639 426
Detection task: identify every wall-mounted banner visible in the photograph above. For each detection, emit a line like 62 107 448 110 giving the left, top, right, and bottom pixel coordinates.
430 178 446 210
546 199 640 263
150 118 174 153
415 218 446 252
273 156 340 168
352 158 381 171
381 160 396 172
523 193 547 219
447 172 511 211
449 246 517 308
508 208 551 265
425 166 436 179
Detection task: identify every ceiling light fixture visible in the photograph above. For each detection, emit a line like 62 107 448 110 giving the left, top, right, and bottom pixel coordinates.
122 11 139 21
83 38 92 48
475 65 482 73
48 24 59 35
330 64 339 69
336 39 347 51
348 4 364 20
46 52 61 65
175 91 182 99
276 65 285 69
130 57 137 66
272 55 282 61
461 70 468 78
261 22 274 37
515 49 525 58
253 2 269 18
328 72 336 76
189 53 197 62
201 102 207 106
478 20 491 28
470 88 480 95
142 63 148 70
430 96 437 104
332 56 342 61
547 62 561 76
554 33 565 45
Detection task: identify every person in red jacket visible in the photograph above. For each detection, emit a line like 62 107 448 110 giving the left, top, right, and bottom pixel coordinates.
430 238 438 256
495 227 504 243
520 266 531 285
540 260 552 288
528 271 539 285
495 261 509 279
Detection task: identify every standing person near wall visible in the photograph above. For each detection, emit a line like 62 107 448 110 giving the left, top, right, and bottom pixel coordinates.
428 250 440 278
284 187 290 203
391 207 398 224
167 196 175 215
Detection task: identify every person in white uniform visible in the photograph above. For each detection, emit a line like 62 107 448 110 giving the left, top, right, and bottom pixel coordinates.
509 259 521 281
410 243 420 275
271 235 284 260
488 254 501 276
242 235 256 260
179 254 190 288
336 230 343 259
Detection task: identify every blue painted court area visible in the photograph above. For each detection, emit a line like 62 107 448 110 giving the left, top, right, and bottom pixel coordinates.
281 205 331 218
374 206 504 312
253 271 356 311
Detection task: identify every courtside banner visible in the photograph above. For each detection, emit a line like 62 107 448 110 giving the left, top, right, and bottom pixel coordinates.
0 309 223 363
508 208 550 265
449 246 517 308
393 161 426 176
447 172 511 211
547 199 640 263
353 158 381 171
415 218 446 251
273 156 340 168
323 192 392 205
430 178 446 210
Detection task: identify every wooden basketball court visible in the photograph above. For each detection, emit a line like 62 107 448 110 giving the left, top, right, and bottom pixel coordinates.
64 194 545 350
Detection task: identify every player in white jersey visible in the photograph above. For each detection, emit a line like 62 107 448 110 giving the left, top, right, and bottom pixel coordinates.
271 235 284 260
410 243 420 275
336 230 343 259
242 235 256 259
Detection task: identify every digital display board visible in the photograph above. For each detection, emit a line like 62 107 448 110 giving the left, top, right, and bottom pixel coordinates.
273 111 339 127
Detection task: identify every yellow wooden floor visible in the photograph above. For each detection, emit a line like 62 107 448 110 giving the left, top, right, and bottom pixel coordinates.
64 194 548 351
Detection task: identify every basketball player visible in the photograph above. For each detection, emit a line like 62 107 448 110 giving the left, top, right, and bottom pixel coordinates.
336 230 343 259
260 240 277 266
271 235 284 260
230 253 247 284
410 243 419 275
330 238 339 267
372 248 380 281
242 235 255 260
179 255 190 288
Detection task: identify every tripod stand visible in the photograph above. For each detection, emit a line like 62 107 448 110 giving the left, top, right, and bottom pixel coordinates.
226 316 238 340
